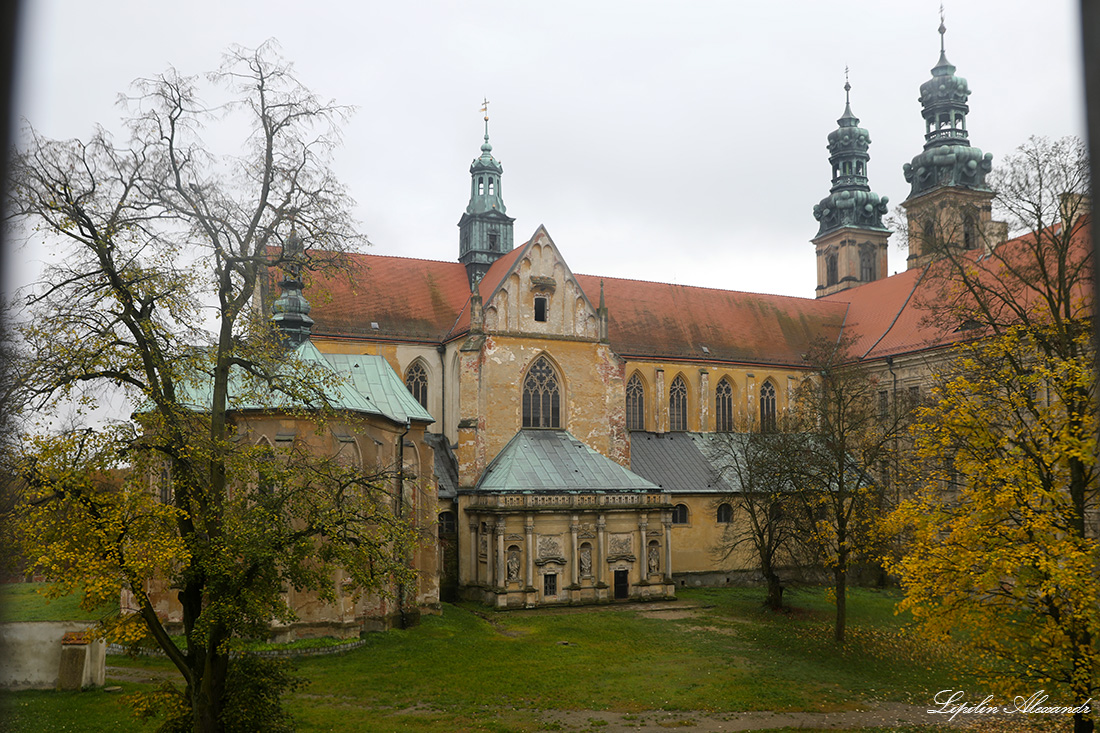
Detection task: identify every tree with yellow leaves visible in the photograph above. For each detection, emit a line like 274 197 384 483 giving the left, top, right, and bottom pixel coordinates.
889 137 1096 733
4 43 416 733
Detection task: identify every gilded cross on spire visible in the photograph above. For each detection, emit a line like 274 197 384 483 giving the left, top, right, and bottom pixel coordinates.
480 97 490 122
844 65 851 100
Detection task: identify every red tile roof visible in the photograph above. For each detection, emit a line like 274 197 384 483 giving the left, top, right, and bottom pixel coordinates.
824 216 1093 361
576 274 846 366
305 217 1091 366
308 255 472 342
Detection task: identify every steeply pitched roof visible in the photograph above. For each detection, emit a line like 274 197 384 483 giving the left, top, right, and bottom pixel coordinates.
576 275 846 366
469 430 659 493
823 217 1093 360
308 255 472 343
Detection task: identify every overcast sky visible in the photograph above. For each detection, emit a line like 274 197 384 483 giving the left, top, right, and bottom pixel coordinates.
11 0 1085 299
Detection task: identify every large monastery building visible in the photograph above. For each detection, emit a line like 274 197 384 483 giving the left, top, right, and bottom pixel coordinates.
257 22 1087 614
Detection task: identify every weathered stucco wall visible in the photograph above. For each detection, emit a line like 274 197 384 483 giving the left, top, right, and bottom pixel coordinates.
0 622 105 690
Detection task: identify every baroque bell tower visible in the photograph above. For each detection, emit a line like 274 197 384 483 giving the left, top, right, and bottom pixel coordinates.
458 100 515 285
901 17 1005 269
812 76 890 298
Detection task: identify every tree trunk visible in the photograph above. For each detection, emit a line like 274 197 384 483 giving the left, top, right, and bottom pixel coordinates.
834 565 846 643
764 573 784 611
1074 712 1094 733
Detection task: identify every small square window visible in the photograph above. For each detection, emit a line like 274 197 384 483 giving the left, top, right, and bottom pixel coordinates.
543 573 557 596
534 297 547 322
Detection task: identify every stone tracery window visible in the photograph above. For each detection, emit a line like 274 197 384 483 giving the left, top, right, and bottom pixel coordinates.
715 378 733 432
626 373 645 431
522 356 561 428
405 361 429 409
669 375 688 432
759 381 777 432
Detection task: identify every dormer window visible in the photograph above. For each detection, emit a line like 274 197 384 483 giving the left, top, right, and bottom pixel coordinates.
534 296 547 322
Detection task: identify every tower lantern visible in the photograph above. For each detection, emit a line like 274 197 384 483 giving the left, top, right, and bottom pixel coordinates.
811 76 890 298
458 99 515 285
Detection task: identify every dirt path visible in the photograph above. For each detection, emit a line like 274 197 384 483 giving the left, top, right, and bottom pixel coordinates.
539 703 957 731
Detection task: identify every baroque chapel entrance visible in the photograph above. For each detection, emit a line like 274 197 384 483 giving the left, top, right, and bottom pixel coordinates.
614 570 629 599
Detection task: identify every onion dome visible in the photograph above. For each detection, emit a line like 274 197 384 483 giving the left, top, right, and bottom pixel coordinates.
902 19 993 198
812 80 889 237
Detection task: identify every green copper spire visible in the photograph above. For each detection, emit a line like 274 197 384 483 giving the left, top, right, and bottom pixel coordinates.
272 226 314 347
459 99 515 285
812 76 889 237
902 16 993 197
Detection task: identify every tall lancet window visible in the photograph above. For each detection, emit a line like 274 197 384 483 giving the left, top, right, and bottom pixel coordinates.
715 378 734 432
669 376 688 432
626 374 645 431
759 381 777 432
522 356 561 428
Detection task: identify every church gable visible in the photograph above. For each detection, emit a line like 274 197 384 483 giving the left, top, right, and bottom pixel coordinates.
481 227 599 340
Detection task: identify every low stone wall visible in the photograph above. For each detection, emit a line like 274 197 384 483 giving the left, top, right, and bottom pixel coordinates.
106 639 369 659
0 622 106 690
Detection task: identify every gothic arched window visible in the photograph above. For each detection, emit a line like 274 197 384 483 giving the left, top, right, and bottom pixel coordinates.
405 361 428 409
759 381 777 433
522 356 561 428
669 375 688 432
626 373 645 431
715 378 734 432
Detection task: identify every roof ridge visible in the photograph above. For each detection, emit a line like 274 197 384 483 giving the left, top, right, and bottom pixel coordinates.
576 272 825 303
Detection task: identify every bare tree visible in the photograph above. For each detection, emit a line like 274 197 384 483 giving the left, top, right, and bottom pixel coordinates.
4 43 412 732
709 419 807 610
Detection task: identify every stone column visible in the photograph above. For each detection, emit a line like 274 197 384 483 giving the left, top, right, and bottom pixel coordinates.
525 514 535 589
596 514 606 587
469 520 480 586
485 521 495 588
495 522 505 589
570 514 579 587
663 515 673 583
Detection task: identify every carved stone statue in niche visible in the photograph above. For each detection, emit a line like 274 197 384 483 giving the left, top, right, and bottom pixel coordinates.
648 544 660 575
507 547 521 581
579 546 592 577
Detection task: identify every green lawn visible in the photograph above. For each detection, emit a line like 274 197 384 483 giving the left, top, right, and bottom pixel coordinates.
0 583 118 623
0 587 979 733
